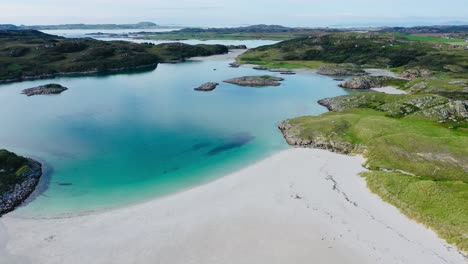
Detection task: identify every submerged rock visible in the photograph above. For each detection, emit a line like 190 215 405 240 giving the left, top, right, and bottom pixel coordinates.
194 82 219 91
22 83 68 96
223 75 284 87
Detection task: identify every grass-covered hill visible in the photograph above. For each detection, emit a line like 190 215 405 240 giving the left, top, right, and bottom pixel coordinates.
279 93 468 252
240 33 468 71
0 30 228 83
240 32 468 100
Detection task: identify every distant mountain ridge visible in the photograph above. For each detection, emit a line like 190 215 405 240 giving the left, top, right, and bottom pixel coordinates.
0 22 159 30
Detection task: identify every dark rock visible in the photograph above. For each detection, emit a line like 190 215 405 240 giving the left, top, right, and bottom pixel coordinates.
227 45 247 50
194 82 219 91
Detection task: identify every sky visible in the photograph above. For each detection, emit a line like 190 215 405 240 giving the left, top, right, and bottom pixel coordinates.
1 0 467 27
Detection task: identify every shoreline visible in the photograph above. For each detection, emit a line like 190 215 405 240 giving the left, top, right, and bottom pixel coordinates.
1 148 465 263
0 63 159 85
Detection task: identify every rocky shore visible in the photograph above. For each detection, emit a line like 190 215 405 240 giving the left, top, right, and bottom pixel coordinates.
278 120 356 154
223 75 284 87
1 63 159 84
0 158 42 216
22 83 68 96
194 82 219 91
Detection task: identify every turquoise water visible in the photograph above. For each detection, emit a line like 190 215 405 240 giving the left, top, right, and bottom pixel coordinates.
0 41 351 217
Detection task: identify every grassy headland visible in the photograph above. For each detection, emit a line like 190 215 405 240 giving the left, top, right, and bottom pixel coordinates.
279 92 468 251
0 30 228 83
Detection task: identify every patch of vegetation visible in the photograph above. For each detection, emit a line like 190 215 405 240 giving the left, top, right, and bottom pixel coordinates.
0 30 228 83
240 33 468 73
364 171 468 251
403 73 468 100
397 33 465 43
281 93 468 251
0 149 30 194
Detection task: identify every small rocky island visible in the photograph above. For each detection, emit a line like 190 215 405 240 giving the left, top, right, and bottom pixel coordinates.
194 82 219 91
317 65 368 76
22 83 68 96
0 149 42 216
223 75 284 87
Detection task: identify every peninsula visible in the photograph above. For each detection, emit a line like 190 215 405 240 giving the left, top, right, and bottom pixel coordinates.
0 150 42 216
0 30 228 83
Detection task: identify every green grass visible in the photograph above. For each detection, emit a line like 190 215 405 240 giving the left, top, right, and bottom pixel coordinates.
0 149 31 194
239 32 468 76
364 171 468 251
283 93 468 251
398 33 466 43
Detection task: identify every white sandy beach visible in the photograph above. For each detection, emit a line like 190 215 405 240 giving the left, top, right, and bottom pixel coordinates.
0 148 465 264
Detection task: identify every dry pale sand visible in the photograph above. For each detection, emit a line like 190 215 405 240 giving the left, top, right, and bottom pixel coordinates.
0 148 465 264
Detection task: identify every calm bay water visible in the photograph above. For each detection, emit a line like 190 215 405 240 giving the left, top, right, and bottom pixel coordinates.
0 39 351 217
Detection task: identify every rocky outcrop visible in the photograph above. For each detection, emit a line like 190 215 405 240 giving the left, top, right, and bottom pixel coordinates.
399 68 433 80
223 76 284 87
317 65 367 76
278 120 356 154
318 93 468 122
194 82 219 91
338 76 393 89
22 83 68 96
0 158 42 216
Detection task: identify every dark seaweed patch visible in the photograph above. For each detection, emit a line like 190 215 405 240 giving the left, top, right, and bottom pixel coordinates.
207 132 255 156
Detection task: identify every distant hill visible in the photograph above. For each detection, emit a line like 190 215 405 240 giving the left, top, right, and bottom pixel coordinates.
178 24 341 33
0 22 159 30
378 25 468 34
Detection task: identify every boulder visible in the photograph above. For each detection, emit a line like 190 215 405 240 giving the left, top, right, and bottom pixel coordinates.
194 82 219 91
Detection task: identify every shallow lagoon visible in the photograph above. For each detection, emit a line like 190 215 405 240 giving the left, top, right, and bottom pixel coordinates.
0 40 351 217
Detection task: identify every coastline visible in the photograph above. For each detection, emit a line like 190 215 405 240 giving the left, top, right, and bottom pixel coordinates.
1 148 465 264
0 63 159 85
0 159 42 217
